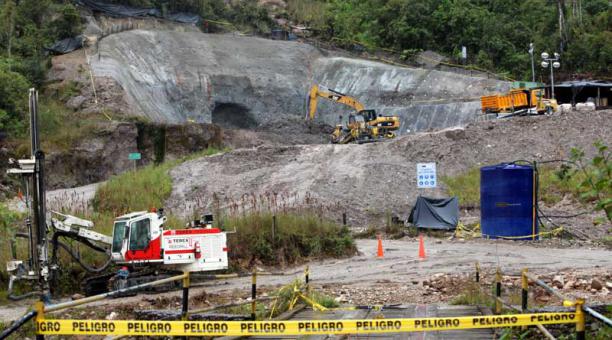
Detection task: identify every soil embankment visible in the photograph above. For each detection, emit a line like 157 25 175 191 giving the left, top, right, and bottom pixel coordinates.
167 110 611 227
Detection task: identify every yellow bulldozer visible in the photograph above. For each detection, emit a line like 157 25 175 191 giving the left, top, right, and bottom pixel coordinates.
307 84 400 144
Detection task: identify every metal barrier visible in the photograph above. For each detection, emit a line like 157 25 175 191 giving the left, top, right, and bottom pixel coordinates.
474 263 611 340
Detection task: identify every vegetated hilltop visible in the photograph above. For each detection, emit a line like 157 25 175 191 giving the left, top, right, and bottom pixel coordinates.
167 110 611 229
281 0 611 79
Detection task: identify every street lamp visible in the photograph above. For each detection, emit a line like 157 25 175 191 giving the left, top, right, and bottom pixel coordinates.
529 43 535 82
541 52 561 99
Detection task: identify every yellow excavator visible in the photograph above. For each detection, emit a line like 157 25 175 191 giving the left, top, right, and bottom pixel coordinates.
307 84 400 144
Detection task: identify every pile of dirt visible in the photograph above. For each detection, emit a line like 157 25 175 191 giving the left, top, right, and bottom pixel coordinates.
167 110 611 233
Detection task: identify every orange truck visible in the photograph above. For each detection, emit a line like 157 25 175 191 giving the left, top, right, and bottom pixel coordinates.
481 88 557 115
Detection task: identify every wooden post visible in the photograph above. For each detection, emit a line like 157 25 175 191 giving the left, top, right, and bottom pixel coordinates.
251 269 257 320
305 265 310 294
495 267 502 314
475 262 480 283
521 268 529 312
342 212 347 226
272 215 276 247
34 300 45 340
182 272 190 320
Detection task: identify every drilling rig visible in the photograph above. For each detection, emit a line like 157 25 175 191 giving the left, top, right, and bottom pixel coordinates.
6 89 229 299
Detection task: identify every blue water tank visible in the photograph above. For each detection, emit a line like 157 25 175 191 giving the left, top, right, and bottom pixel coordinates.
480 163 537 240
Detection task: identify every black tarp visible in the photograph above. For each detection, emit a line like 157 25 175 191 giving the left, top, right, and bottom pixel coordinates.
407 196 459 230
77 0 201 24
46 36 84 54
77 0 160 18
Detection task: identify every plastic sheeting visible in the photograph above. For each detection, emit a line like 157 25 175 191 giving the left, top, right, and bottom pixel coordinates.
77 0 201 24
77 0 160 17
407 196 459 230
46 36 84 54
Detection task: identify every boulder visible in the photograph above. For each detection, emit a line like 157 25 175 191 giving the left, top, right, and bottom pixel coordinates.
552 275 564 289
66 95 87 110
591 279 603 290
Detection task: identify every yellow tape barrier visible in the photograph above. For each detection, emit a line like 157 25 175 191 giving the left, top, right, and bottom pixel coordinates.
36 313 577 336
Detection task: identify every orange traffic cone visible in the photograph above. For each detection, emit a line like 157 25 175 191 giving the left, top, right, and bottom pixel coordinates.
418 234 426 260
377 234 384 258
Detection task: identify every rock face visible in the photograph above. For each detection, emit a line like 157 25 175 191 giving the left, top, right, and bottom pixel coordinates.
91 30 510 133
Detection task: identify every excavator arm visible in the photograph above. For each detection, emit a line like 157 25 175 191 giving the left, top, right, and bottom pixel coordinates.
308 84 365 120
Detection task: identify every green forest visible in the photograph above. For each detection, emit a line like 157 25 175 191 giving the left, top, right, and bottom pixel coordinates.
0 0 610 137
286 0 611 79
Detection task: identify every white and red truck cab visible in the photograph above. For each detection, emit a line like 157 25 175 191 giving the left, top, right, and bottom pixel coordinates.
110 210 228 272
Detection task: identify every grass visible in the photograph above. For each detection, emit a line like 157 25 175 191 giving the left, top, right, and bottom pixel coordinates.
223 211 356 268
450 281 495 306
92 145 227 224
10 98 110 156
441 168 481 207
284 0 328 28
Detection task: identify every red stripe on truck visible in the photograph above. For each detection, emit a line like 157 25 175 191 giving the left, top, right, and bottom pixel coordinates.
163 228 221 235
165 249 195 254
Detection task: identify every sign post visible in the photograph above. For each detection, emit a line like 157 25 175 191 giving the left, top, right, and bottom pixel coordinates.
417 163 437 189
128 152 141 171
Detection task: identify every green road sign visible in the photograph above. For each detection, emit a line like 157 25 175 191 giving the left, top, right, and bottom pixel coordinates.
128 152 141 160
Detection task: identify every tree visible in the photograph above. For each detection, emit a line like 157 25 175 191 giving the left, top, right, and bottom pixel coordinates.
0 0 16 71
0 66 30 133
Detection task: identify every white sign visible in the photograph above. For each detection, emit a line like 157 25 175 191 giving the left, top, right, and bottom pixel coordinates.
417 163 437 188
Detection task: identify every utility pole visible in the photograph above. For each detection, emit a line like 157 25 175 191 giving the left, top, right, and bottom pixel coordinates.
529 43 535 83
541 52 561 99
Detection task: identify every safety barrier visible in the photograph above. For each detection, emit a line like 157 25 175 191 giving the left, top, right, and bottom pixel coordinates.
2 264 605 339
474 263 611 340
34 313 579 336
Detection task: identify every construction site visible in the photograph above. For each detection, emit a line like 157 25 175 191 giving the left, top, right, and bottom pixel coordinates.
0 1 610 339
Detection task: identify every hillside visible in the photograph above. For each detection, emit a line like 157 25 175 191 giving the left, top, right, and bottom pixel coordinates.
167 109 611 232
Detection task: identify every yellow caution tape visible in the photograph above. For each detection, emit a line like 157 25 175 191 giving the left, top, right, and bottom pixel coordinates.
36 313 577 336
483 227 564 240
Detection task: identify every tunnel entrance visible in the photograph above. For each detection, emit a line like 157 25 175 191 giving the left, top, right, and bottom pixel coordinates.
211 103 258 129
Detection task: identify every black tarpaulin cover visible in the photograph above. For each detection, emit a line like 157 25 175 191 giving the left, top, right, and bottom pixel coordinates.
46 36 84 54
78 0 160 18
408 196 459 229
77 0 201 24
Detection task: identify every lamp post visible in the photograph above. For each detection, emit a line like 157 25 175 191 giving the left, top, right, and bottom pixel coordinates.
541 52 561 99
529 43 535 83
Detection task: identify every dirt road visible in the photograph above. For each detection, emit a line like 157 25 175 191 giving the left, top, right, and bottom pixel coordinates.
2 238 609 322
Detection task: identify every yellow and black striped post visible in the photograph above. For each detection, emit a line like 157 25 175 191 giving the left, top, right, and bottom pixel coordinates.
521 268 529 312
35 301 45 340
575 298 585 340
495 267 502 314
181 271 190 320
305 265 310 294
251 269 257 320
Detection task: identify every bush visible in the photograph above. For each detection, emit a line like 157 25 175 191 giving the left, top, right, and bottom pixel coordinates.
223 211 356 267
0 66 30 134
92 162 175 216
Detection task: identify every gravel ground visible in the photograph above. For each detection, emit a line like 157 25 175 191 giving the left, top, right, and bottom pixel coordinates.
2 237 608 322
